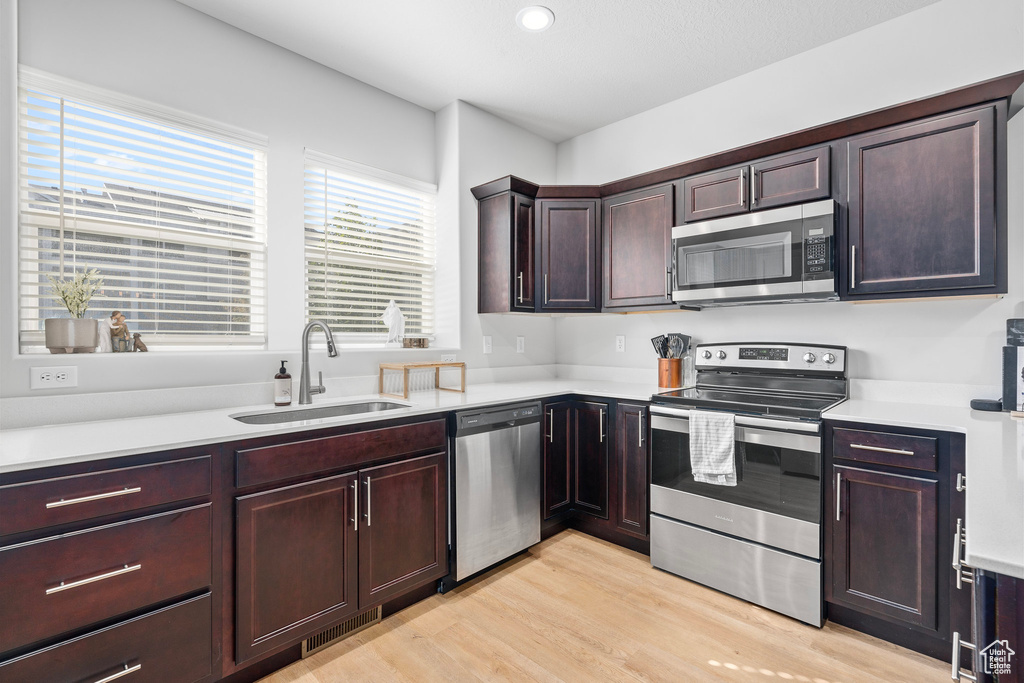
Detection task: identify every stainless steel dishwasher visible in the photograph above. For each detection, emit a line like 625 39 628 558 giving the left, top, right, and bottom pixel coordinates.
450 401 542 582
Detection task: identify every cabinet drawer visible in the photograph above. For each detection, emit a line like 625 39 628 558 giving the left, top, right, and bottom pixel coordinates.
0 593 212 683
0 504 211 654
236 419 446 488
0 455 212 537
833 428 937 472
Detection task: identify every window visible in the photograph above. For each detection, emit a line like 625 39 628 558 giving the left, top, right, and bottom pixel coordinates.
18 70 268 351
303 150 436 340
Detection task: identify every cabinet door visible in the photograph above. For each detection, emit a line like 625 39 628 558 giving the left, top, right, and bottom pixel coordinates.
512 193 536 311
235 474 358 663
830 465 938 630
614 403 648 538
478 192 513 313
359 453 447 607
537 199 600 311
542 401 573 519
680 166 748 223
602 184 674 309
846 106 997 296
750 146 831 210
574 401 610 519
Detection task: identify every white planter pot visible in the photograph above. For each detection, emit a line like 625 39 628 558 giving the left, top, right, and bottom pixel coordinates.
44 318 99 354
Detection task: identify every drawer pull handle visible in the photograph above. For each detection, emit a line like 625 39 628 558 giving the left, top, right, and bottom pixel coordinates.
91 663 142 683
956 473 966 492
849 443 914 457
46 563 141 595
364 477 372 527
951 632 977 681
46 487 142 509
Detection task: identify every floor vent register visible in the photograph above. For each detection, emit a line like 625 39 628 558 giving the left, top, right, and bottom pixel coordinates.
301 606 382 658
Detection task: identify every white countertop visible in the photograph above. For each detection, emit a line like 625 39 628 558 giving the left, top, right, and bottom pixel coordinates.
825 399 1024 580
0 379 658 475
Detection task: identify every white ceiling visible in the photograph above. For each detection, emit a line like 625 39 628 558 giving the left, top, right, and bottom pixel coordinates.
175 0 940 142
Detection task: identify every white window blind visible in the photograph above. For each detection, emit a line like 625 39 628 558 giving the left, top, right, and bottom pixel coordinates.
304 151 436 338
18 71 268 351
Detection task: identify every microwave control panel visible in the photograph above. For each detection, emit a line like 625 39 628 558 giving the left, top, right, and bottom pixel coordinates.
802 212 834 280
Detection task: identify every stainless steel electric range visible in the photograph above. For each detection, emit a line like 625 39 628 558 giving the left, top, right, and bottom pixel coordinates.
648 342 848 626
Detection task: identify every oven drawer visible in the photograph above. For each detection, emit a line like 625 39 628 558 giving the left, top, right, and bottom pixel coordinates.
833 428 937 472
0 504 211 654
0 593 212 683
0 455 212 537
650 514 822 626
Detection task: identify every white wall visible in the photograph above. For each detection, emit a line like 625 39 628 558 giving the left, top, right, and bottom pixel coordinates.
2 0 439 410
552 0 1024 392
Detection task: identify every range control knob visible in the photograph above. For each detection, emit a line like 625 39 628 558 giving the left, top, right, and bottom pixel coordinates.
716 350 727 360
822 352 836 365
803 352 817 364
701 350 712 360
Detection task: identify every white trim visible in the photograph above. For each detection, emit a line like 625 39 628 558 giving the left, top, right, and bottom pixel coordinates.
304 148 437 194
1 2 18 363
19 66 269 150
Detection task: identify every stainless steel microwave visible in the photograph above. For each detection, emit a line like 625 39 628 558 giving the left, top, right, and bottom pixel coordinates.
671 199 837 307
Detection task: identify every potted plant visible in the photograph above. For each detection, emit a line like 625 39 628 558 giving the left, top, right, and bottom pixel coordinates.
44 268 103 354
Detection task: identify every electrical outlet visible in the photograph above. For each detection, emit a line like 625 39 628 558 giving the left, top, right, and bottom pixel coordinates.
440 353 456 363
615 335 625 352
516 336 525 353
31 366 78 390
482 336 492 354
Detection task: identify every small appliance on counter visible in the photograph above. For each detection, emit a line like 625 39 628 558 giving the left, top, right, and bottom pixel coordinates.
1003 318 1024 413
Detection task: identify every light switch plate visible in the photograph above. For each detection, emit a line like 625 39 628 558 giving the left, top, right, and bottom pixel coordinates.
482 336 492 354
31 365 78 389
516 336 525 353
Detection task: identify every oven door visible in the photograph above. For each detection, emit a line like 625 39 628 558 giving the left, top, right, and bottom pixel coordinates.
649 407 821 559
672 205 804 302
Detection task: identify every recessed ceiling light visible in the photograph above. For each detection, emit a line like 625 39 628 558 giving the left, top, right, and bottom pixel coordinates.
516 6 555 32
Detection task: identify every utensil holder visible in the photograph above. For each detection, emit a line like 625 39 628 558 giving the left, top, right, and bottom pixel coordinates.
658 358 682 389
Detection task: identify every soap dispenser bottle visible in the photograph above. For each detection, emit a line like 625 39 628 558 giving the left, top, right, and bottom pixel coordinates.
275 361 292 406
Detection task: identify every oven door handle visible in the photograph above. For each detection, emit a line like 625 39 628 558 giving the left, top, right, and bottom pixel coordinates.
650 414 821 453
649 405 821 434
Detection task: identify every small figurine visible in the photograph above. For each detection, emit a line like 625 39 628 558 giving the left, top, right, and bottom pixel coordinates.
110 311 131 352
132 333 149 352
380 300 405 345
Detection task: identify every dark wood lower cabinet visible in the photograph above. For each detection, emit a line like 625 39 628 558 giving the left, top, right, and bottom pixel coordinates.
543 401 573 520
573 401 610 519
614 403 648 538
830 465 938 629
235 474 358 663
358 453 447 607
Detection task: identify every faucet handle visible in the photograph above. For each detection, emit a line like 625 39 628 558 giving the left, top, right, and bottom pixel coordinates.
318 371 325 392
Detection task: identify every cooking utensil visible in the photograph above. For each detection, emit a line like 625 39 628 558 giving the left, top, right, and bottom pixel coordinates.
667 333 691 359
651 335 668 358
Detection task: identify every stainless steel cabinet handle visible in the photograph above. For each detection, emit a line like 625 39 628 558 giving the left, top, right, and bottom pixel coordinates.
850 443 914 456
599 409 605 443
850 245 857 290
740 168 747 207
638 411 644 448
951 632 977 681
351 479 358 531
517 272 524 303
750 170 759 207
543 274 549 304
91 664 142 683
835 472 842 522
665 268 672 299
953 517 964 569
46 563 141 595
957 564 974 591
364 477 372 527
548 409 554 442
46 486 141 509
956 473 966 492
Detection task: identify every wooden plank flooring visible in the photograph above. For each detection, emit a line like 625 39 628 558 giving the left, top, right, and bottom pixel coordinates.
260 530 949 682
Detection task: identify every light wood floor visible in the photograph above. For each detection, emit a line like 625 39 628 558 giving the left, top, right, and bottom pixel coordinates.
260 529 949 682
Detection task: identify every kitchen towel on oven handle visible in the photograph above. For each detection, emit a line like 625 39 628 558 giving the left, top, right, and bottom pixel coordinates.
689 409 738 486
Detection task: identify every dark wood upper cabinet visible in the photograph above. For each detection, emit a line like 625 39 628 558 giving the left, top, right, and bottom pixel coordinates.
750 146 831 210
477 187 537 313
543 400 573 520
358 453 447 607
681 166 747 223
830 465 938 630
537 199 600 311
614 402 648 538
573 401 609 520
844 104 1000 297
602 184 675 309
235 474 359 663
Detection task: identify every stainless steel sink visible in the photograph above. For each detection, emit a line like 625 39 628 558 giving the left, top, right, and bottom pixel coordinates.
231 401 408 425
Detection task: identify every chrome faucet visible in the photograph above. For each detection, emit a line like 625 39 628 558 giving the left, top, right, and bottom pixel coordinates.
298 320 338 404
